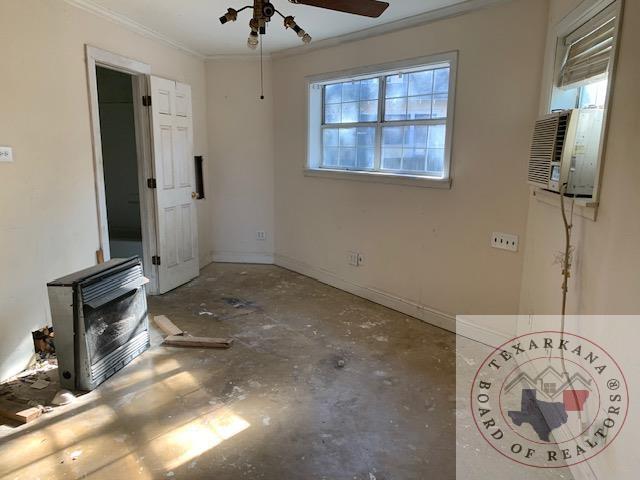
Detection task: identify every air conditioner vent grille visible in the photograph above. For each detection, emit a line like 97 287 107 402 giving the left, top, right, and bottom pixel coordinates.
528 112 570 187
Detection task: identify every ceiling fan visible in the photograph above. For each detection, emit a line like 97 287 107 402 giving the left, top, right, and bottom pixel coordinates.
219 0 390 50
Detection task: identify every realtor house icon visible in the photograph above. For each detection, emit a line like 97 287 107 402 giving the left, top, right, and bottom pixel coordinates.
504 366 593 442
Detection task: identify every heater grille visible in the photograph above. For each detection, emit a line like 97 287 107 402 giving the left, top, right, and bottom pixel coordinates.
81 264 144 306
528 112 570 187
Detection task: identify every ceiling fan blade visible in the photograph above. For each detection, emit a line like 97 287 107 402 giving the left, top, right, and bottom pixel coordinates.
291 0 390 18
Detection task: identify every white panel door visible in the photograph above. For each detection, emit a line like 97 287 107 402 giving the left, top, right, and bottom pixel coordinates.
149 76 199 293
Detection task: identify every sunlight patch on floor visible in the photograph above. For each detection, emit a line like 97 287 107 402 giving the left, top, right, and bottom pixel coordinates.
156 407 251 471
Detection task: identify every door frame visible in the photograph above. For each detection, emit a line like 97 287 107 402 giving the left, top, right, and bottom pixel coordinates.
85 45 159 294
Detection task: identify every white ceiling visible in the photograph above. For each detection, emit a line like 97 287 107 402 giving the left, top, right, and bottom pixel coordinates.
76 0 472 56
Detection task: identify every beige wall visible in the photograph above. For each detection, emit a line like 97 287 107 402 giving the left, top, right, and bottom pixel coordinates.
0 0 211 381
519 0 640 317
205 59 275 263
271 0 549 336
517 1 640 477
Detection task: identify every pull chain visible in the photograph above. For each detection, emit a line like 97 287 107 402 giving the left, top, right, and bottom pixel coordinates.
260 33 265 100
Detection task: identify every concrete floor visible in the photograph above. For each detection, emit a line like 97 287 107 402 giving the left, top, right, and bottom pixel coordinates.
0 263 457 479
455 336 574 480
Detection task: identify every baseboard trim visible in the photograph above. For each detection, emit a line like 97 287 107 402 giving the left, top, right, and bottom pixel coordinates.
275 254 456 334
212 252 274 264
455 315 514 348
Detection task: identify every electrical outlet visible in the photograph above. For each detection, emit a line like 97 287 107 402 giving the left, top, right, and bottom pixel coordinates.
357 253 364 266
491 232 519 252
256 231 266 241
348 251 360 267
0 146 13 162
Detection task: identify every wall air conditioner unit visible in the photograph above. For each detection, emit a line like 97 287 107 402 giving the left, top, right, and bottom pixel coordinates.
528 108 603 197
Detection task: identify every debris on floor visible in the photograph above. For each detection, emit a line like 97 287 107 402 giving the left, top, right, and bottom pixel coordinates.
163 335 233 349
30 378 50 390
154 315 233 349
32 326 55 355
222 297 253 309
51 389 76 406
0 402 43 424
154 315 185 336
0 354 63 425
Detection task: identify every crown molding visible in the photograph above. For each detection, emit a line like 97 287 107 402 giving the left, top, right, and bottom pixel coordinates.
205 53 274 62
62 0 206 59
272 0 512 59
63 0 512 62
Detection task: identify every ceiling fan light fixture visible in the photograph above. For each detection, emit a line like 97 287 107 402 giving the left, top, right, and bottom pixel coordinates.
219 7 238 24
283 15 311 43
247 30 260 49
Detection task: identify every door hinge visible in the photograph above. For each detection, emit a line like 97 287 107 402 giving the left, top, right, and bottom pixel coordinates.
147 178 157 189
142 95 152 107
152 255 161 266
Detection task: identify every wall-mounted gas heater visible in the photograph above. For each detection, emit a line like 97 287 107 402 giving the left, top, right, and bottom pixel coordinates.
47 257 150 391
528 108 603 197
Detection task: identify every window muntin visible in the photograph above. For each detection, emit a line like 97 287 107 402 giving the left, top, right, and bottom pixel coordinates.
316 60 454 179
323 78 380 124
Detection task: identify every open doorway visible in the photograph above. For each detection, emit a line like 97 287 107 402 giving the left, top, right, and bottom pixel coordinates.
96 67 144 259
86 46 199 295
86 46 159 294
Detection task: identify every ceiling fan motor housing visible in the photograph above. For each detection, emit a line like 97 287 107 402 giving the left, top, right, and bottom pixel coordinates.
262 2 276 18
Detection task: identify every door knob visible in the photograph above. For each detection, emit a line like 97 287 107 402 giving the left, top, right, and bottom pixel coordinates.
191 192 197 199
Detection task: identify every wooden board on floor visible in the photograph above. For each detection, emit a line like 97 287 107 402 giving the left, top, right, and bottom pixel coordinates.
0 400 42 424
163 335 232 349
153 315 184 336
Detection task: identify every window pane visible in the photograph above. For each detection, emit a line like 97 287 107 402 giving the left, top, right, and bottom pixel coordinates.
357 147 375 169
360 78 379 100
323 146 339 167
342 81 359 102
340 147 356 167
428 124 446 148
383 127 404 147
403 125 428 148
403 149 426 172
323 128 339 147
359 100 378 122
325 104 340 124
341 102 359 123
408 70 434 96
315 63 452 177
427 148 445 174
578 78 608 108
385 74 408 98
325 84 342 104
382 148 402 170
434 68 450 93
432 94 448 118
339 128 357 146
356 127 376 146
408 96 432 120
385 98 407 121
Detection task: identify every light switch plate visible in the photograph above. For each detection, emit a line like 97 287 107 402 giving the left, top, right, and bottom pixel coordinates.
0 146 13 162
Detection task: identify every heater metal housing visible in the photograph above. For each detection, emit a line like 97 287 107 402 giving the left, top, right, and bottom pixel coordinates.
47 257 150 391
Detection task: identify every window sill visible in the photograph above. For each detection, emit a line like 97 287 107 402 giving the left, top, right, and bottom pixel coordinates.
532 188 599 221
303 168 452 189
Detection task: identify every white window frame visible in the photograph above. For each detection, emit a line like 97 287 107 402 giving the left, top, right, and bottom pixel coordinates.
537 0 623 216
305 52 457 189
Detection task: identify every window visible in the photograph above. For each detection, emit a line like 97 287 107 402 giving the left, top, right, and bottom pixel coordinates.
546 1 621 201
550 3 618 113
307 53 457 185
